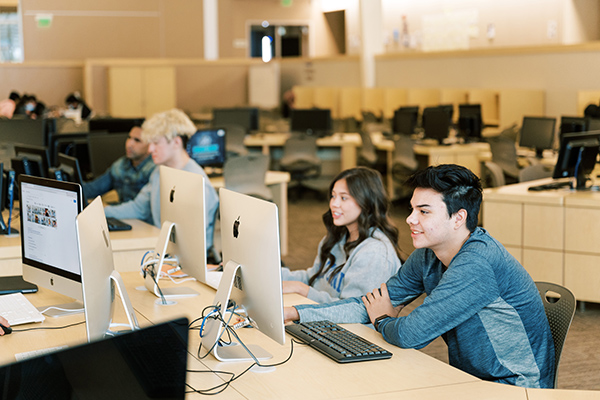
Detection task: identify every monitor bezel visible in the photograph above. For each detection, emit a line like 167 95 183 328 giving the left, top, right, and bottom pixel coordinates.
552 130 600 188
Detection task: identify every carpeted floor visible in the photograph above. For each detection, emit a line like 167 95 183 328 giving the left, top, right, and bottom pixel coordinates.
283 194 600 391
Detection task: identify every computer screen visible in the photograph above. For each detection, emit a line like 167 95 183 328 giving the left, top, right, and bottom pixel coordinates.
52 153 85 186
0 119 45 146
87 132 128 178
12 144 51 179
89 117 145 133
392 107 418 135
142 166 208 301
458 104 482 141
552 131 600 190
290 108 332 137
0 318 188 399
76 197 138 342
422 106 451 143
559 116 588 136
0 163 17 236
519 116 557 158
202 188 285 362
212 108 259 133
186 128 226 168
19 175 83 315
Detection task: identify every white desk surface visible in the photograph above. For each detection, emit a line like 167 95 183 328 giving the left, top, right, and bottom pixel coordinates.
0 271 595 399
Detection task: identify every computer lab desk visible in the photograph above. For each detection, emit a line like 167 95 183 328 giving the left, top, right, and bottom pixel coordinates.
0 216 161 277
1 272 597 399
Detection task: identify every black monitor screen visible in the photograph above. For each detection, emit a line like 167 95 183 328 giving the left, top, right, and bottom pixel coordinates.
422 107 451 143
212 108 259 132
458 104 482 140
519 116 557 157
52 153 85 187
553 131 600 190
559 116 588 136
187 128 226 168
89 118 144 133
392 108 418 135
290 108 332 136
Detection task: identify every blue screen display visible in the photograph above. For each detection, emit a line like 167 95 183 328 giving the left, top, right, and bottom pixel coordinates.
187 129 226 167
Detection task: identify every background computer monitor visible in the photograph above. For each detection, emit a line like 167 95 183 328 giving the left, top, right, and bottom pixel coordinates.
458 104 483 141
12 144 51 179
0 163 17 236
422 106 451 143
392 107 419 135
290 108 332 136
202 188 285 362
186 128 226 168
552 131 600 190
212 108 259 133
76 197 138 342
519 116 557 158
143 166 207 300
52 153 85 186
87 132 128 178
89 117 145 133
559 116 588 136
0 119 45 147
19 175 84 316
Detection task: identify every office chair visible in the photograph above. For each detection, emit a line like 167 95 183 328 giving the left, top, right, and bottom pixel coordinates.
357 130 377 167
485 133 520 184
279 133 322 199
223 153 272 201
221 123 248 158
391 134 418 200
518 163 553 183
481 161 506 188
534 281 576 389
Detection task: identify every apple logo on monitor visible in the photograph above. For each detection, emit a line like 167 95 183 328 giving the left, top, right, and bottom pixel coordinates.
170 186 176 203
233 216 240 238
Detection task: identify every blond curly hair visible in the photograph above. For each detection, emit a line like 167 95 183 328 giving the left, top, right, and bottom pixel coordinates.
141 109 196 143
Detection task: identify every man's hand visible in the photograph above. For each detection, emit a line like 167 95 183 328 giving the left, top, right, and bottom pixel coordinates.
282 281 310 297
361 283 397 325
284 306 300 325
0 315 10 335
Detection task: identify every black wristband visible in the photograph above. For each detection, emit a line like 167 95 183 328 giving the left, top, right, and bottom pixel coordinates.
373 314 390 332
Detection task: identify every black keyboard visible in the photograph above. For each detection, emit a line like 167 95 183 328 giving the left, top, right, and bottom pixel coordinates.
286 320 392 363
528 181 572 191
106 217 132 232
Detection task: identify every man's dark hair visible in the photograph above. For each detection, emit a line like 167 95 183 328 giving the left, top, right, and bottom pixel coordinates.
405 164 482 232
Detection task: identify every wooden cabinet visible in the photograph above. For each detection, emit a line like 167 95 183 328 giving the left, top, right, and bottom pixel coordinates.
483 179 600 303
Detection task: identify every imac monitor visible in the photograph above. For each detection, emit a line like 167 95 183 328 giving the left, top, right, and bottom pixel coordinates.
143 166 209 301
212 108 259 133
422 107 451 143
458 104 483 141
19 175 84 316
519 116 557 158
552 131 600 190
392 107 418 135
290 108 332 137
186 128 226 168
76 196 138 342
202 188 285 362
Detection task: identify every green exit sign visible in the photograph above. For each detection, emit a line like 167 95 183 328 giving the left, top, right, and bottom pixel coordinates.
281 0 292 6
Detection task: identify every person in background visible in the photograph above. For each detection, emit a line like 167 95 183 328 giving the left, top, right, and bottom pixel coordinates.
285 164 555 388
104 109 219 251
14 94 44 119
282 167 402 303
0 91 20 118
82 124 155 204
64 92 92 120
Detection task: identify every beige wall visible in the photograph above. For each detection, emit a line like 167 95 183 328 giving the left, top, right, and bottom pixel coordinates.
21 0 204 61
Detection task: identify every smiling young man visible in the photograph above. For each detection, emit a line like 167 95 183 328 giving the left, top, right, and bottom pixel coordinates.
104 109 219 251
284 164 555 388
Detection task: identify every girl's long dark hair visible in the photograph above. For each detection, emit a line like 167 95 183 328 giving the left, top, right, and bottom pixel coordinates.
308 167 401 286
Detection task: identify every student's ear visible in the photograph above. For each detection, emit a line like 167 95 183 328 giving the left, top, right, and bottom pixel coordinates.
453 209 468 229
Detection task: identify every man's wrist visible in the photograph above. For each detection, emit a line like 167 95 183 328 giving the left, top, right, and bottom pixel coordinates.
373 314 391 332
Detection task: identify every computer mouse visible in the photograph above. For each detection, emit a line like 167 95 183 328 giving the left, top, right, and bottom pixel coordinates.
0 323 12 335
